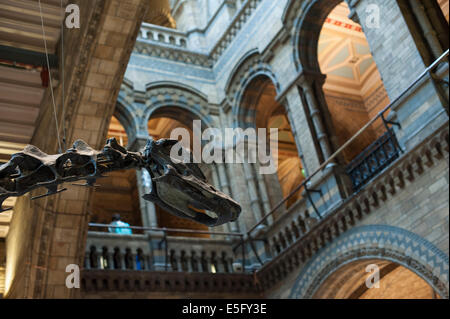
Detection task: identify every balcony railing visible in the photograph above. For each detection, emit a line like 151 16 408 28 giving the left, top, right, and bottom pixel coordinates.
139 23 188 48
86 226 243 274
346 128 402 192
82 269 259 295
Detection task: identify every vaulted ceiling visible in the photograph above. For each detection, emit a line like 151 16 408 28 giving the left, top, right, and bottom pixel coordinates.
318 3 380 97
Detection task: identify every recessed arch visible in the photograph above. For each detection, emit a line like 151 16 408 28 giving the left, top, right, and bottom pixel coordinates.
143 81 213 131
291 0 392 166
236 73 305 209
114 99 139 148
224 50 280 129
289 225 449 299
292 0 343 73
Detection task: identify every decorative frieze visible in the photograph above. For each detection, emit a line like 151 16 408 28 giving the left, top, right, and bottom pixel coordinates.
133 41 213 67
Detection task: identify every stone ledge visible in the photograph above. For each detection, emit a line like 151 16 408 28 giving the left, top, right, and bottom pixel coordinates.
81 269 259 294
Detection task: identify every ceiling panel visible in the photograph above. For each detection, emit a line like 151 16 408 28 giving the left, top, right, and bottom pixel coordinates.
0 0 67 238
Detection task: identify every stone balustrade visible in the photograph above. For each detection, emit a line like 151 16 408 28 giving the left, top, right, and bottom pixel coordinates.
264 199 320 259
139 23 188 48
85 231 237 274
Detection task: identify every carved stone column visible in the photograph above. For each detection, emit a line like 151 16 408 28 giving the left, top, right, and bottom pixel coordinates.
281 86 322 173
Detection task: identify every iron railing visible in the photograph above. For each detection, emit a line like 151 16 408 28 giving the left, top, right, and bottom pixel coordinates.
346 128 402 192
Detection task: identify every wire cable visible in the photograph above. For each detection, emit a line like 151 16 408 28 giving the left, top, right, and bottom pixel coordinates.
60 0 67 151
38 0 63 153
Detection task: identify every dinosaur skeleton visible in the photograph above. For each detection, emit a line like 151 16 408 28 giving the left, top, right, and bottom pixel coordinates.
0 138 241 227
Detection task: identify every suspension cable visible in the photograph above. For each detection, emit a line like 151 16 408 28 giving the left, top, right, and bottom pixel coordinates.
38 0 63 153
60 0 67 151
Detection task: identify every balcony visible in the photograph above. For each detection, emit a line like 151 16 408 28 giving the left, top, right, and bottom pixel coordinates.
139 23 188 48
346 128 401 192
82 231 259 297
85 231 236 273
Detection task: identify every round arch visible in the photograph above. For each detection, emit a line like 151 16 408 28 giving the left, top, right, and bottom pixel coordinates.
291 0 343 72
143 81 214 131
289 225 449 299
224 50 280 129
234 73 281 129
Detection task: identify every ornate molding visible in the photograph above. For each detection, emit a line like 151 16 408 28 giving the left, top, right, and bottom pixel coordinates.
210 0 263 63
225 51 280 109
133 41 213 67
290 225 449 299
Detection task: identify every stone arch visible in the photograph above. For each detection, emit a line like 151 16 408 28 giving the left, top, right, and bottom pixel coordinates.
289 225 449 299
290 0 343 72
224 50 280 128
143 82 226 235
143 81 213 131
90 102 142 229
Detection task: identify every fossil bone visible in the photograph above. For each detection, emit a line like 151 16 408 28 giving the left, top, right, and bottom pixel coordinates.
0 138 241 227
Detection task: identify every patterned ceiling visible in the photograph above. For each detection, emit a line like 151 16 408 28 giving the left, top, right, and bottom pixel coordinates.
318 3 379 96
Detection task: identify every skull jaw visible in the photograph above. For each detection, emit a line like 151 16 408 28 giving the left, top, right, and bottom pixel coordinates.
144 173 241 227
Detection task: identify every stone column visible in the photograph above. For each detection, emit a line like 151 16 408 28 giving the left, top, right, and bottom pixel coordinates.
300 78 333 161
242 160 264 224
252 159 279 225
217 162 240 232
210 164 232 234
282 86 322 174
